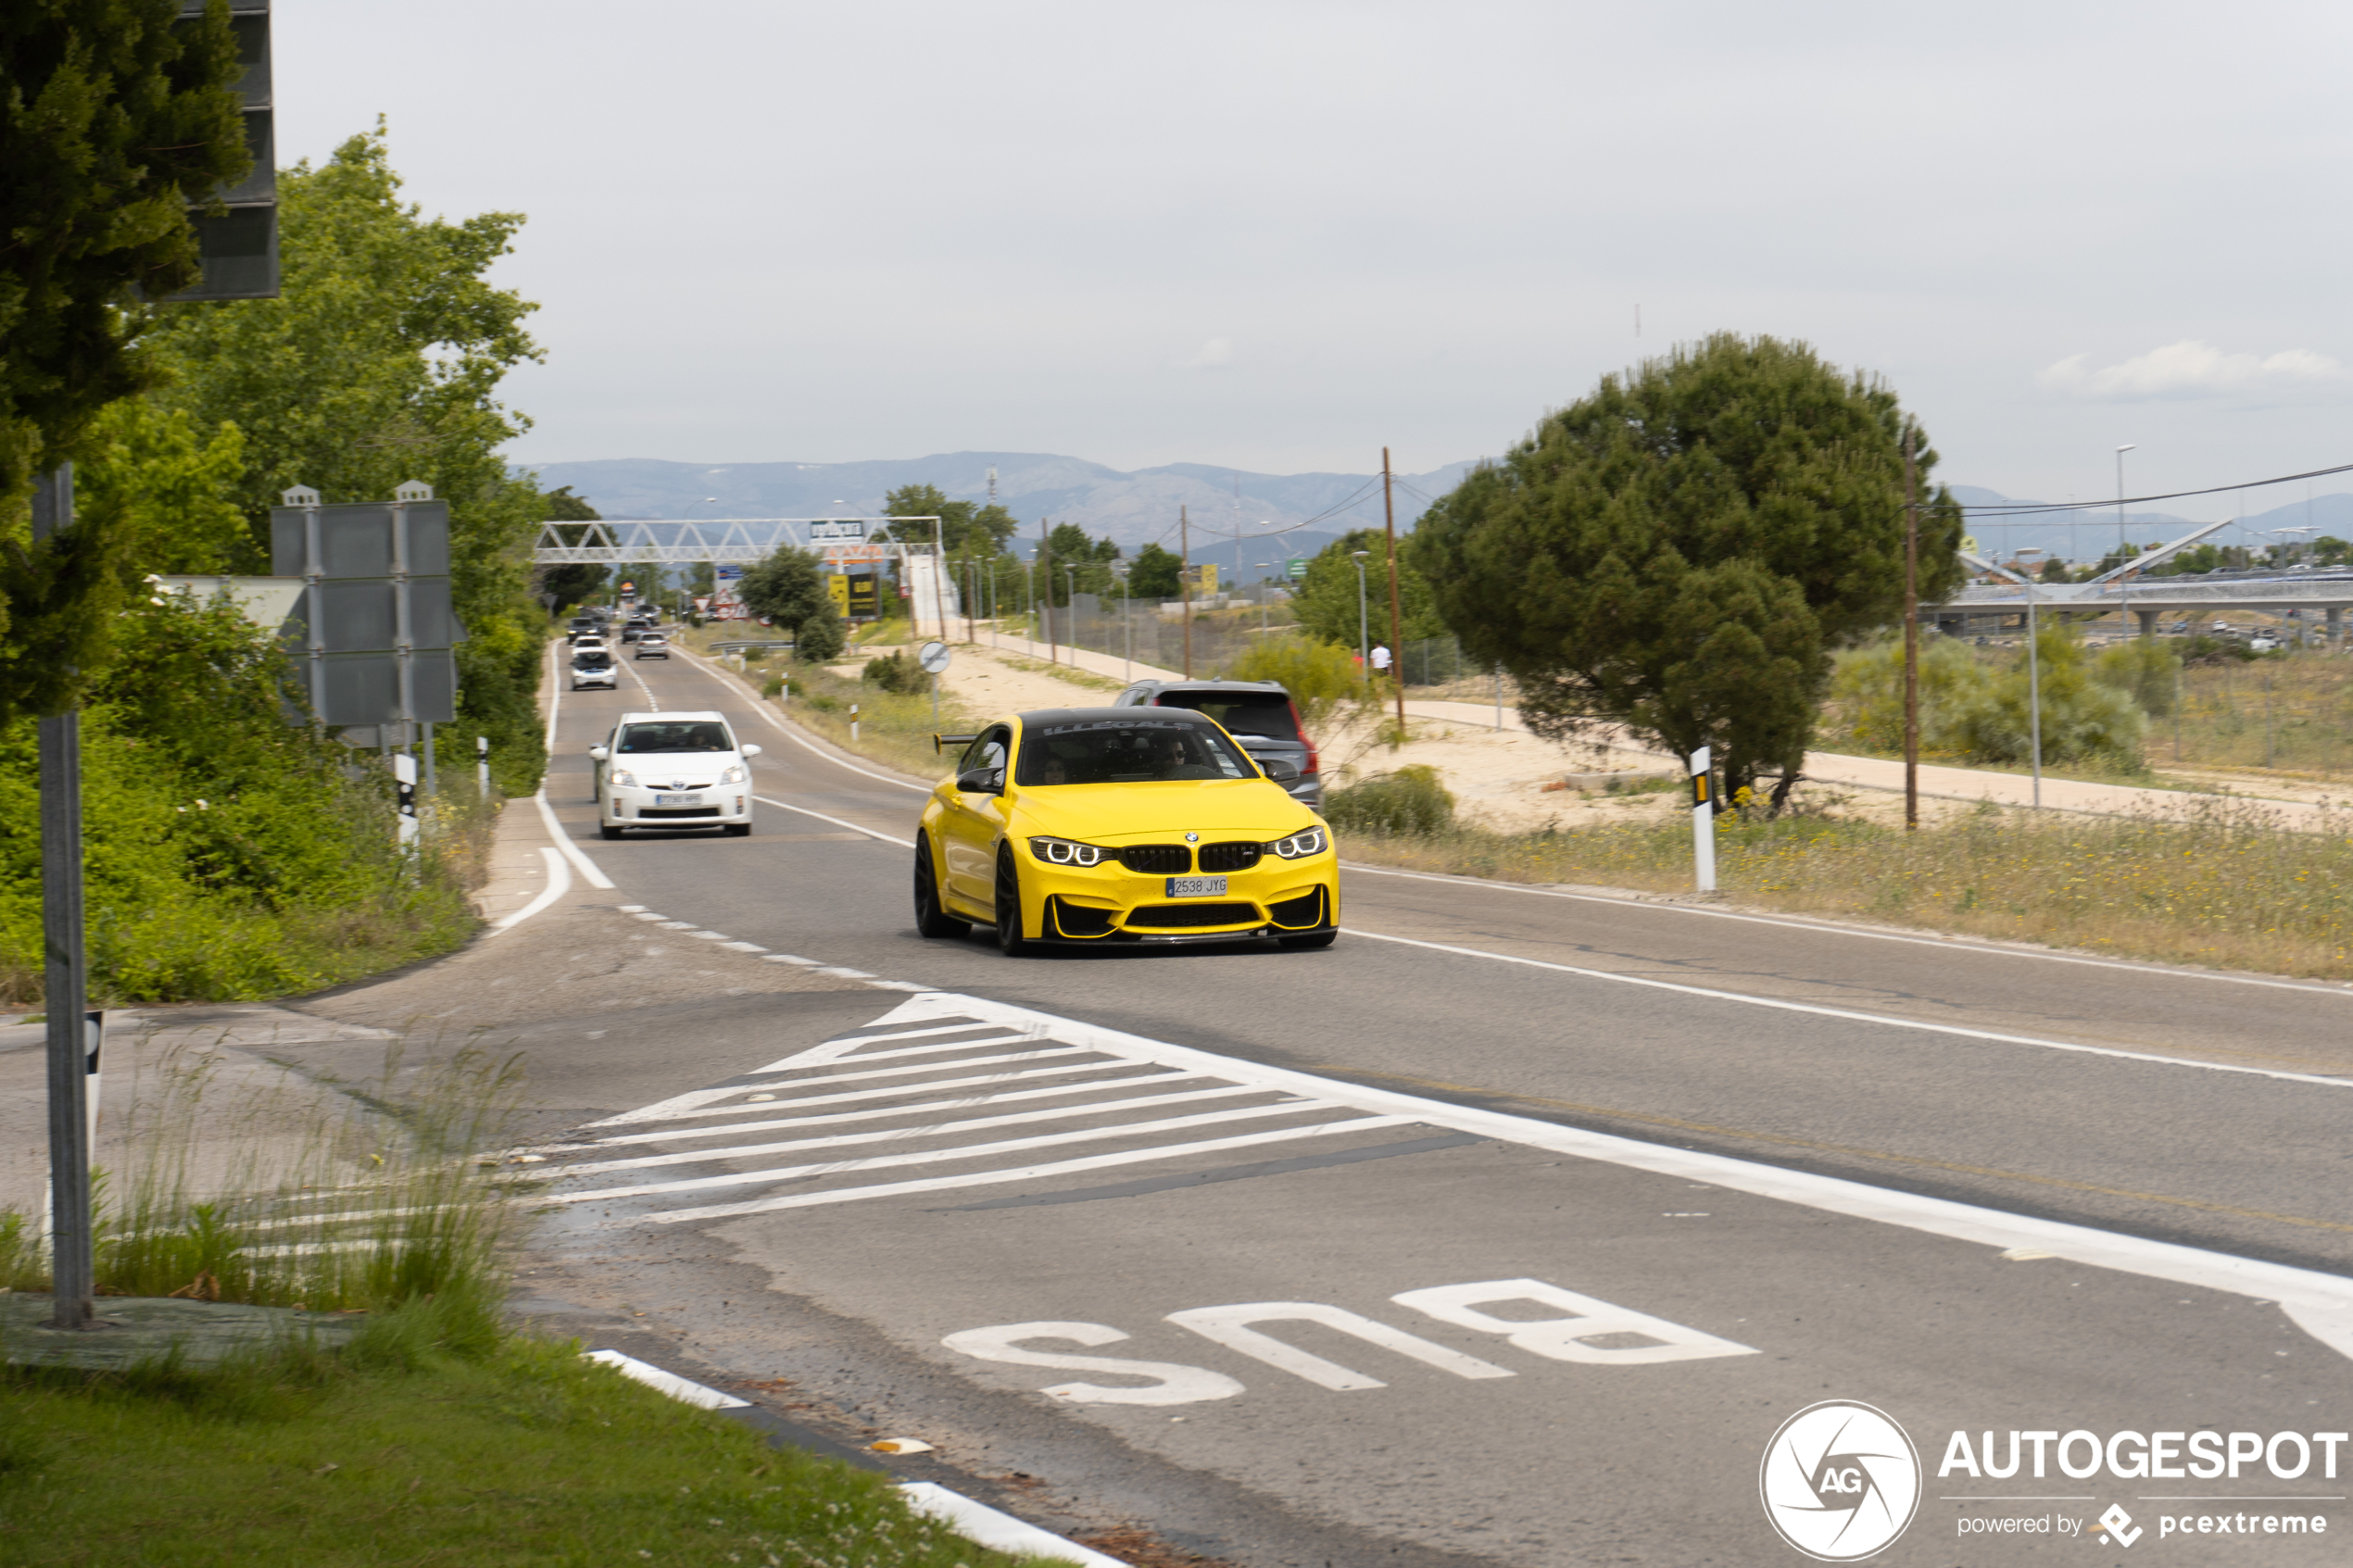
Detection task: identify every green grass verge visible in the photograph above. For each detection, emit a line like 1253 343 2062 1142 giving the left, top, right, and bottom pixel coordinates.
1341 796 2353 980
0 1311 1065 1567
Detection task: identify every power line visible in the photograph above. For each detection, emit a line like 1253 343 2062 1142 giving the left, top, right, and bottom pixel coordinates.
1959 458 2353 516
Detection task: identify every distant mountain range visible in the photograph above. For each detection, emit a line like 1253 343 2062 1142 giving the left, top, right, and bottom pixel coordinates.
516 453 2353 576
522 452 1479 577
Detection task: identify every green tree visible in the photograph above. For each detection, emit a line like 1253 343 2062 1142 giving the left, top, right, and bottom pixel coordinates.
1291 529 1444 650
1414 333 1966 810
1038 521 1122 602
1124 542 1184 599
737 544 829 633
793 599 846 662
0 0 251 718
139 125 553 792
531 485 606 612
76 399 249 575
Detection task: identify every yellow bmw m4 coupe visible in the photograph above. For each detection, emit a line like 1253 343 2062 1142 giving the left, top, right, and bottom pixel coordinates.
914 707 1339 956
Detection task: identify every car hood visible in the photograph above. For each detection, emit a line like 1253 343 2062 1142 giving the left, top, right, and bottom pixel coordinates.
1010 779 1313 842
613 751 742 772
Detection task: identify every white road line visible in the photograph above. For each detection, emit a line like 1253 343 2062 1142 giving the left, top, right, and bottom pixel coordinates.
553 1098 1341 1204
1342 861 2353 997
591 1060 1182 1127
535 640 620 889
821 1022 1018 1048
720 940 768 953
645 1115 1418 1222
896 1483 1128 1568
673 645 931 793
753 794 916 847
548 1071 1206 1148
583 1047 1109 1125
582 1348 748 1410
583 1348 1121 1567
622 657 661 709
846 991 2353 1359
549 1084 1278 1176
1340 927 2353 1089
489 847 572 933
761 1033 1032 1068
534 790 617 890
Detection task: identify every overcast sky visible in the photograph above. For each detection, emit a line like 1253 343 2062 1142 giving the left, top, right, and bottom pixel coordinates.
278 2 2353 511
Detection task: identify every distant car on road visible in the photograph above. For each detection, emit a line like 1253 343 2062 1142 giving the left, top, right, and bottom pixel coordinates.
589 712 761 839
571 649 617 691
1112 679 1324 810
2249 633 2283 653
915 706 1338 954
566 616 598 645
635 633 670 659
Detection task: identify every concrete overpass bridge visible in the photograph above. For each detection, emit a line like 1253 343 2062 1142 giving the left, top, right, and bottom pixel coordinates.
1931 570 2353 640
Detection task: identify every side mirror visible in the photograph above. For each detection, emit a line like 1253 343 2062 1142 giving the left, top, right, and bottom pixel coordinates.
741 744 762 758
1261 758 1302 783
587 745 609 760
956 768 1003 796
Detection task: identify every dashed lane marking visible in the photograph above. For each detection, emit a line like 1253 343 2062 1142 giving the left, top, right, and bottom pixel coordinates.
526 990 2353 1362
1341 927 2353 1089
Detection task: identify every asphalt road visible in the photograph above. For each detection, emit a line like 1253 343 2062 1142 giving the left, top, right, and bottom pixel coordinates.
509 643 2353 1567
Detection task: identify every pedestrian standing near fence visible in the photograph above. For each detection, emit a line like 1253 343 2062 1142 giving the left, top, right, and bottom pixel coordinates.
1370 644 1392 675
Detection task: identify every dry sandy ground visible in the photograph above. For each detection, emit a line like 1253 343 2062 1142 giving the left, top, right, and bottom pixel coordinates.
896 641 1979 832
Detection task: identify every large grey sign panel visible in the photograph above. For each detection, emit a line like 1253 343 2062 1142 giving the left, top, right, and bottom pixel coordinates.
270 498 467 728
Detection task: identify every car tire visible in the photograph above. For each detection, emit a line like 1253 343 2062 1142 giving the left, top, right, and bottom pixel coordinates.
598 822 623 840
724 822 751 837
993 847 1031 956
1279 929 1338 949
913 834 969 938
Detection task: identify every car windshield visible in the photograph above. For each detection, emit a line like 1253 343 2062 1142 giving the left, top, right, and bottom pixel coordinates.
573 651 612 668
617 721 734 754
1016 719 1254 785
1149 690 1301 741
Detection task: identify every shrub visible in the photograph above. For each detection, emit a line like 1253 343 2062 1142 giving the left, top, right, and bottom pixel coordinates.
795 601 847 662
1227 634 1363 725
2095 636 2182 718
1326 764 1455 835
862 650 927 695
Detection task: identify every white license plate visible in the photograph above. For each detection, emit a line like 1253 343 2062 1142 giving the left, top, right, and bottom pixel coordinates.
1165 875 1227 897
655 793 701 806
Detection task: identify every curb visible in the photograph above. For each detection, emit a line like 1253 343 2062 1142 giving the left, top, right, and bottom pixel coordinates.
582 1348 1124 1566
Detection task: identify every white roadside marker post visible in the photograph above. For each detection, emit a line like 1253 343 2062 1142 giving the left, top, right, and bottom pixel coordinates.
1690 746 1717 894
476 734 490 797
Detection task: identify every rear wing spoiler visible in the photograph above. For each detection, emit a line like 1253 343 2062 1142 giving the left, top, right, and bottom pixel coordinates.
933 734 978 754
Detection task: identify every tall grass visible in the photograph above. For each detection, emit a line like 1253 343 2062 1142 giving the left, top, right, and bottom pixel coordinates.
0 1036 521 1339
1343 796 2353 978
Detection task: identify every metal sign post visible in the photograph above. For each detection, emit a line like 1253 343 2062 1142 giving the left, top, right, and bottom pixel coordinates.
31 464 94 1329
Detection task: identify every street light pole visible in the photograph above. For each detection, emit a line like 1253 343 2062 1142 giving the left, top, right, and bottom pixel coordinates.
1114 561 1132 684
1255 563 1272 634
1063 565 1078 659
2115 443 2137 640
1350 550 1371 674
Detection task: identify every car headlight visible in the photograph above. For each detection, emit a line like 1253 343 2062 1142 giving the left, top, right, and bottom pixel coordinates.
1028 835 1106 867
720 763 747 784
1267 825 1327 859
610 769 637 788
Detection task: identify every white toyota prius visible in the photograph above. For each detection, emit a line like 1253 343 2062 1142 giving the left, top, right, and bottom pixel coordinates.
589 710 760 839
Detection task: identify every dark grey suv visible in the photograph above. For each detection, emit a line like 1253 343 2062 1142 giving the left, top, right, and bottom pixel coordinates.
1113 679 1324 810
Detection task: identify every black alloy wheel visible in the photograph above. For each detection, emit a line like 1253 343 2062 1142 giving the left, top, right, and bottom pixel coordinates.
913 834 969 938
993 847 1031 956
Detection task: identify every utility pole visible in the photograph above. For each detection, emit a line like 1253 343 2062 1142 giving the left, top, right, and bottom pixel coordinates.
1382 447 1406 737
1903 428 1920 832
32 465 94 1330
1039 518 1056 665
1181 504 1194 678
